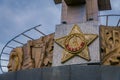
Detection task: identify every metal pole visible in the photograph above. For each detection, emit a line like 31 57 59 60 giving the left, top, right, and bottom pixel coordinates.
106 15 108 27
13 39 24 45
2 53 10 55
6 46 14 49
22 33 34 40
117 19 120 27
34 28 46 36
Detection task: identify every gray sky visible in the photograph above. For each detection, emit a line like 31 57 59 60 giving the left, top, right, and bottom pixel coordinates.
0 0 61 57
0 0 120 73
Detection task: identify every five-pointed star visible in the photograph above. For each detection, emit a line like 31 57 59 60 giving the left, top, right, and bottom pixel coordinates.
55 24 98 63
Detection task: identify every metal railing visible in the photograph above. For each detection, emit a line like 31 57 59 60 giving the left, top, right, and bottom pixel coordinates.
98 14 120 27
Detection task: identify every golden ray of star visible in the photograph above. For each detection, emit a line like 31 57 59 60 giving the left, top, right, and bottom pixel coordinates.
55 24 98 63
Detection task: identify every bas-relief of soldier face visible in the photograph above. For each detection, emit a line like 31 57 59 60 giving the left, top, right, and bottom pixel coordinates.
7 52 19 71
7 47 23 72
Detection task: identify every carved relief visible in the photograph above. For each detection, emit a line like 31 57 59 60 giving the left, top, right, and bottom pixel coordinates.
29 33 54 68
55 24 98 63
43 33 54 67
100 25 120 65
22 44 34 70
8 33 54 72
7 47 23 71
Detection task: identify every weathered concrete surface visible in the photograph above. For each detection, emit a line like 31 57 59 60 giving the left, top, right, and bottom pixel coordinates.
61 0 86 24
53 21 100 66
0 65 120 80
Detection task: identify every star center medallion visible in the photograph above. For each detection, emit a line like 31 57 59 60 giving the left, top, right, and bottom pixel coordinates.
64 33 86 54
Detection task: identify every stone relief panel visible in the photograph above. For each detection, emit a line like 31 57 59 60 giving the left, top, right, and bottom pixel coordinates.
7 47 23 71
53 21 100 66
29 33 54 68
22 44 34 70
55 24 98 63
100 25 120 65
7 33 54 72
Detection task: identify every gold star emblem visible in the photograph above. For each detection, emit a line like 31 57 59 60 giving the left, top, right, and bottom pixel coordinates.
55 24 98 63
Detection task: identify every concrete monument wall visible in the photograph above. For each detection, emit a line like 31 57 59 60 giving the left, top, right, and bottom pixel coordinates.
1 65 120 80
61 0 87 24
53 21 100 66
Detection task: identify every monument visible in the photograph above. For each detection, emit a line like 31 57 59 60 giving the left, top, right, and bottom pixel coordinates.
6 0 111 70
7 33 54 71
1 0 120 80
6 0 111 71
52 0 111 66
